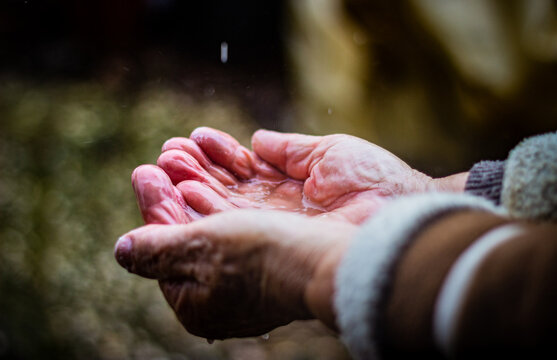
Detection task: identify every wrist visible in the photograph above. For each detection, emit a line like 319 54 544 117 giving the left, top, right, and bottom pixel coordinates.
428 172 469 193
305 241 352 331
409 169 434 193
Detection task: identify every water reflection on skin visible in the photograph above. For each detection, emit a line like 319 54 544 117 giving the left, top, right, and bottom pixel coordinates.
132 127 330 224
132 165 326 226
228 178 326 215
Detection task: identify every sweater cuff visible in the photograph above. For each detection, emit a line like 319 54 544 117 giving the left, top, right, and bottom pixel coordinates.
334 193 500 360
502 131 557 221
465 161 506 205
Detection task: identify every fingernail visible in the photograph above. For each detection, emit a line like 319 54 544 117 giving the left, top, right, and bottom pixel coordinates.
115 236 133 271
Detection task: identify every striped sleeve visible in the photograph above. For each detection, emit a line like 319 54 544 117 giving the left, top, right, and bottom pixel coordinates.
334 193 557 359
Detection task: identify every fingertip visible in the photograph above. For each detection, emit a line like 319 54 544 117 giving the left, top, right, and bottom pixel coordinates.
162 137 211 166
172 186 205 223
132 165 175 206
190 126 215 140
115 235 133 271
190 127 255 179
157 149 207 184
251 128 269 141
132 164 164 185
161 137 185 152
252 128 276 142
190 127 233 156
251 129 287 172
131 164 189 225
253 131 323 180
251 129 278 148
114 224 201 280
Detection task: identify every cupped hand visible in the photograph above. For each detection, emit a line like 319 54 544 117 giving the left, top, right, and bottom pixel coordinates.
135 127 436 226
115 210 355 339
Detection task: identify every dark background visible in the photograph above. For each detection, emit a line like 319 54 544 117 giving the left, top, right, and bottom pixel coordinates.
1 1 556 359
0 0 291 128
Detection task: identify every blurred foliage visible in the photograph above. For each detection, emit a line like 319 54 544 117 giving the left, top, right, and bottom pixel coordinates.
0 77 349 360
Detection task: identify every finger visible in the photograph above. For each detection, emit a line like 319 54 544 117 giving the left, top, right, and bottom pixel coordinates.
251 129 322 180
177 180 237 215
191 127 284 180
173 186 204 222
162 137 238 186
115 215 240 279
114 210 355 279
114 211 285 278
157 149 230 197
132 165 192 224
115 224 195 279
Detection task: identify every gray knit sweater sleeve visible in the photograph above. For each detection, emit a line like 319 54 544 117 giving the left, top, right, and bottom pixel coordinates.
464 160 506 205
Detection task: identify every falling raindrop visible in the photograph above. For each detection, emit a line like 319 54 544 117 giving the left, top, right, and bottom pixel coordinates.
327 107 333 115
220 42 229 64
261 333 270 340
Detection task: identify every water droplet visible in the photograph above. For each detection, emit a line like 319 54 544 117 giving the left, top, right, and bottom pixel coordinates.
261 333 270 340
207 338 214 344
220 42 229 63
327 108 333 115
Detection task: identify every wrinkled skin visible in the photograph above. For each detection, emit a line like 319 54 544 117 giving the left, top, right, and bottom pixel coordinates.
115 210 355 339
120 127 435 339
133 127 434 225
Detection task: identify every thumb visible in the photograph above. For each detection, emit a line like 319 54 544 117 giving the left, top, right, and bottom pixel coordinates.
132 165 194 225
114 223 200 279
115 211 258 279
251 129 322 180
114 210 303 279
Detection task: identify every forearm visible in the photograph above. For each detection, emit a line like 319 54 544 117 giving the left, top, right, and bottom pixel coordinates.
382 206 557 356
333 193 557 359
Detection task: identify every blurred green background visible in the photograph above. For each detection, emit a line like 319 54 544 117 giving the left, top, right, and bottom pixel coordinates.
1 1 556 359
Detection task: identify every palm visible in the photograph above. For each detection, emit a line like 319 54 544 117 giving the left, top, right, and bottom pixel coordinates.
133 127 428 225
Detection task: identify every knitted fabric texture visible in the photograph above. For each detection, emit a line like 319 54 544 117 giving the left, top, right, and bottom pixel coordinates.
502 132 557 221
465 160 505 205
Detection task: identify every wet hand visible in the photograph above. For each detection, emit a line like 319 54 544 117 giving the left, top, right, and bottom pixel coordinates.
138 127 434 225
